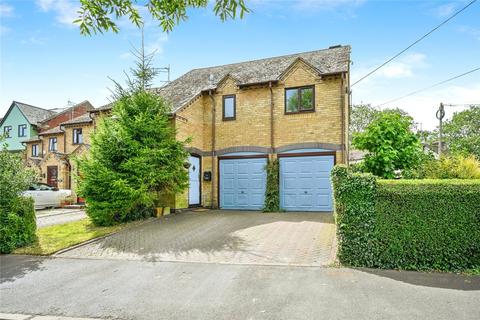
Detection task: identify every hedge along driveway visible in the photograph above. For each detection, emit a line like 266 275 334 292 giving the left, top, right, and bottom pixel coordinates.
332 166 480 272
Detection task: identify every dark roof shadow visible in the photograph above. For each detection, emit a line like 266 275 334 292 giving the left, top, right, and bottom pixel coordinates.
356 267 480 291
0 255 45 283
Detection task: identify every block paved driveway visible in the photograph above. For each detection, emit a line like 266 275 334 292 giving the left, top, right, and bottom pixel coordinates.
58 210 336 266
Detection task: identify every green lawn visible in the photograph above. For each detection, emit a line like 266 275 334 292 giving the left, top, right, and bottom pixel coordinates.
14 218 130 255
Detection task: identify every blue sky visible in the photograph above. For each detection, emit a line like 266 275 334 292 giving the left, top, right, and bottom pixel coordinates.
1 0 479 129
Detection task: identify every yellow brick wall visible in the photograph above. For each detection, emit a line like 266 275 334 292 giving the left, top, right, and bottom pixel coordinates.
213 77 271 150
274 62 343 149
64 124 93 154
175 96 205 150
175 62 348 208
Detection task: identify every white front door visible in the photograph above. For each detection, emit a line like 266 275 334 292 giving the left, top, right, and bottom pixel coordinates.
188 155 201 206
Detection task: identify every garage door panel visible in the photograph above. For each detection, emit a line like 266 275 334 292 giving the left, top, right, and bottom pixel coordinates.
280 155 334 212
220 157 267 210
284 177 298 189
283 194 297 207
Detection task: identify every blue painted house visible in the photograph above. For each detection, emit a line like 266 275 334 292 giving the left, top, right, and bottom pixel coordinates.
0 101 56 152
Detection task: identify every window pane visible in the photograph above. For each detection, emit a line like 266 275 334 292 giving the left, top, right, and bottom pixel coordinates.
300 87 314 110
286 89 299 113
224 97 235 118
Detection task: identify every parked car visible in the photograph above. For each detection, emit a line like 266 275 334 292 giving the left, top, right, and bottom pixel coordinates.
23 183 72 209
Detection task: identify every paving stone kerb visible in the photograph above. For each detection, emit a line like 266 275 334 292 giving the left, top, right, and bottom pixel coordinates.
58 210 336 266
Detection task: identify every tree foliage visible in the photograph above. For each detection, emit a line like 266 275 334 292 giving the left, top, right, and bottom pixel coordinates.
76 0 250 35
0 138 37 253
443 105 480 160
352 110 422 179
77 92 189 225
349 104 379 141
76 41 189 226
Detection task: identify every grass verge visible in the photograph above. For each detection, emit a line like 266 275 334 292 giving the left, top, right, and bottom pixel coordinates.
13 218 129 255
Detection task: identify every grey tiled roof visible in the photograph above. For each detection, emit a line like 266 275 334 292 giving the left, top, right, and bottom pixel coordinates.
39 126 63 136
152 45 350 113
90 103 113 113
62 113 93 126
15 101 56 125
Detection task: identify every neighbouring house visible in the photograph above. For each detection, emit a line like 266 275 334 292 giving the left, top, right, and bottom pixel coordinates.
37 100 94 132
148 45 350 212
23 102 95 202
0 101 56 152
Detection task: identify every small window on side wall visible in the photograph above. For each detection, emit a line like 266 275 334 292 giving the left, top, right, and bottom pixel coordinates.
285 86 315 114
3 126 12 138
48 137 57 151
73 128 83 144
32 144 39 157
18 124 27 137
223 95 236 121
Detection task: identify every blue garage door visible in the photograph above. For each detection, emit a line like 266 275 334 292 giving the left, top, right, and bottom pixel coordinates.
280 155 334 212
219 157 267 210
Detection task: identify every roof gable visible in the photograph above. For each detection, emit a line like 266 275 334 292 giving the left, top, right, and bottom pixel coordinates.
12 101 55 125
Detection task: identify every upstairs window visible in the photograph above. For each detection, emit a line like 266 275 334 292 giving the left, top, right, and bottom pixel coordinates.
285 86 315 114
3 126 12 138
32 144 39 157
73 128 83 144
48 137 57 151
18 124 27 137
222 95 236 121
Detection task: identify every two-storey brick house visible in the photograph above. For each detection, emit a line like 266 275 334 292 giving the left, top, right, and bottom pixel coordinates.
24 103 94 202
152 45 351 212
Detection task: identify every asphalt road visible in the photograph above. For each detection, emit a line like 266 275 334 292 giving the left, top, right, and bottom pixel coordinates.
1 255 479 320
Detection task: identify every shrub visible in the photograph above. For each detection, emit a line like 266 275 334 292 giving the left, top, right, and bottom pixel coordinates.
352 110 423 179
263 159 280 212
406 154 480 179
332 165 480 272
0 138 37 253
0 197 37 253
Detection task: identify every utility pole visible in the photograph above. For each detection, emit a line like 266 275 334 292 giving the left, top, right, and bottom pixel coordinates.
436 102 445 157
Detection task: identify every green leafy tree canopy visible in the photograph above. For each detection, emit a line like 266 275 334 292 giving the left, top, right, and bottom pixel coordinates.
76 0 250 35
352 110 422 179
443 105 480 160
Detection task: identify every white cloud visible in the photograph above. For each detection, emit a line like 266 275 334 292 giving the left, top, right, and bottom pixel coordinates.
145 34 168 56
458 26 480 41
377 53 428 78
378 83 480 130
432 2 457 18
36 0 79 27
0 25 10 35
354 53 428 81
21 36 48 45
0 3 14 17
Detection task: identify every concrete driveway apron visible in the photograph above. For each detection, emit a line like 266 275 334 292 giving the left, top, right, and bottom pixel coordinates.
57 210 336 266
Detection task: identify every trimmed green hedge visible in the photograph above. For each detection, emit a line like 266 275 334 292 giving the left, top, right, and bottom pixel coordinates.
0 196 37 254
332 165 480 272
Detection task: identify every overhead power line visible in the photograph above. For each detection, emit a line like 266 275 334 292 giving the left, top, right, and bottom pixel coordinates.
375 67 480 107
351 0 478 87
